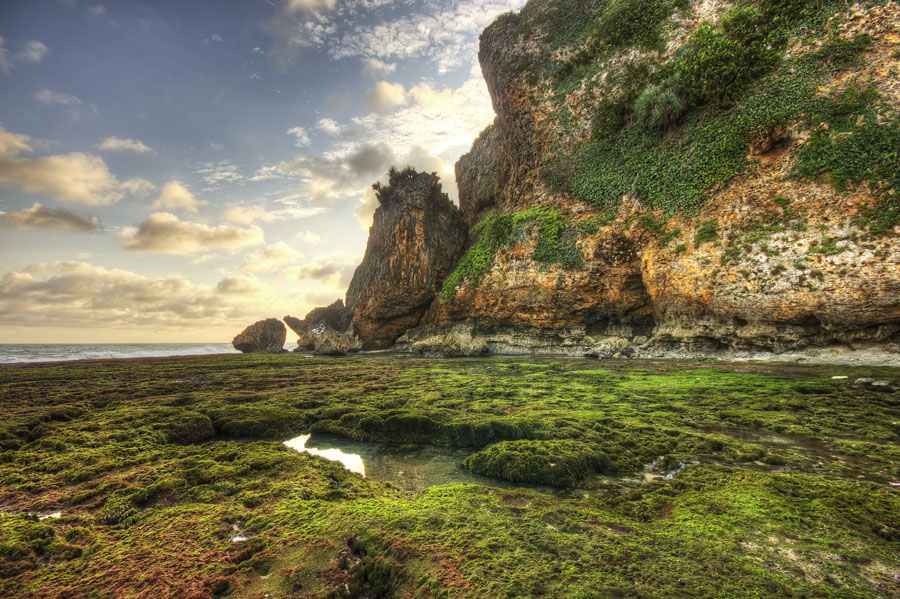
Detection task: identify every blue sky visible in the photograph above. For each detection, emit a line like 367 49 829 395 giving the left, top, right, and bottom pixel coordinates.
0 0 525 342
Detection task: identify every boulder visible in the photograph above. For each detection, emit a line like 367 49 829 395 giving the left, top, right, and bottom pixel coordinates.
232 319 286 354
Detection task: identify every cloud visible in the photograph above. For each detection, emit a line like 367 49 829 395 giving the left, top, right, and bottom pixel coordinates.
197 161 243 187
362 57 397 78
152 181 206 214
119 212 264 254
365 81 407 115
216 275 268 295
1 202 101 232
0 261 290 333
252 141 394 204
282 256 357 288
296 229 324 244
287 126 312 147
285 0 337 14
15 41 50 65
356 185 379 228
223 204 277 225
34 89 82 106
222 202 329 225
97 136 152 154
239 241 304 274
0 126 134 206
0 125 34 156
120 177 156 197
1 37 50 74
262 0 525 73
316 118 342 135
88 4 106 16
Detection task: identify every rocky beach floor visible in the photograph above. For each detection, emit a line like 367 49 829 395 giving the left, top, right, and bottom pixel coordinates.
1 354 898 598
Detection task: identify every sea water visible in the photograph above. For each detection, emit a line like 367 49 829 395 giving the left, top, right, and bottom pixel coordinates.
0 343 297 364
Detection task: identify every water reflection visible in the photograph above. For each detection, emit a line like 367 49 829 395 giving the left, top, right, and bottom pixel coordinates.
284 434 366 476
283 433 549 493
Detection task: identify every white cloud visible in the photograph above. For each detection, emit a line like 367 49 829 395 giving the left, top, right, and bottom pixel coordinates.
362 57 397 78
197 161 244 187
119 212 265 254
0 261 289 332
34 89 82 106
252 141 394 204
1 202 101 232
98 136 152 154
120 177 156 197
365 81 407 115
88 4 106 16
286 0 337 14
239 241 304 274
15 41 50 65
0 37 50 74
287 126 312 147
0 125 34 156
316 118 342 135
0 125 134 206
216 275 268 295
282 255 357 287
222 202 328 225
152 181 206 214
223 204 277 225
296 229 324 244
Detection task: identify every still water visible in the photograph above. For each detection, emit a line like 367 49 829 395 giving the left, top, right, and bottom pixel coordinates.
283 433 554 493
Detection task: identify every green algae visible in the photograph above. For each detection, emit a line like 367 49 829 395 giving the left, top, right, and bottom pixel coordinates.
0 354 898 598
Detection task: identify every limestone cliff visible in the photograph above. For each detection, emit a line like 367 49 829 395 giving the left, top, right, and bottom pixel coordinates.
403 0 900 360
288 168 468 352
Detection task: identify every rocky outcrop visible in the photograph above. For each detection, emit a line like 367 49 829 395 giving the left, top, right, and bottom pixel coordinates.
285 301 360 356
457 124 502 229
404 0 900 361
344 169 468 349
232 319 286 354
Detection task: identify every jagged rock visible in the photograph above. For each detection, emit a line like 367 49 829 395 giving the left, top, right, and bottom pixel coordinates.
285 300 359 355
232 319 286 354
345 168 468 349
457 124 501 228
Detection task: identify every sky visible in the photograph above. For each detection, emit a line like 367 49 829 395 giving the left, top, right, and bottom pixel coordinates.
0 0 526 343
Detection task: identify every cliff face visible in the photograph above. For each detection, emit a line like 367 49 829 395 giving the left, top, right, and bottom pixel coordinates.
347 169 468 348
404 0 900 359
291 169 468 352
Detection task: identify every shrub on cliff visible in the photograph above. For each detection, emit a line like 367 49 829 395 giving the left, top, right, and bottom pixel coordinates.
674 8 778 107
634 85 685 131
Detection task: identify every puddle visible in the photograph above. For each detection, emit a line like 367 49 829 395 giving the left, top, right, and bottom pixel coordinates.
702 425 894 484
38 511 62 521
285 434 365 476
284 433 557 494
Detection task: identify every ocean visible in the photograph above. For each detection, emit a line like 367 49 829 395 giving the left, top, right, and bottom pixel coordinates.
0 343 297 364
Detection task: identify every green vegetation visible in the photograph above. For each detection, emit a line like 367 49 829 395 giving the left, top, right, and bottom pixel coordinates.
1 354 898 598
441 207 585 301
522 0 896 232
694 219 720 247
634 85 685 131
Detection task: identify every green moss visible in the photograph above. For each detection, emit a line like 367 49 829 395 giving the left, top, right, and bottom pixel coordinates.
464 440 610 487
441 208 585 301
